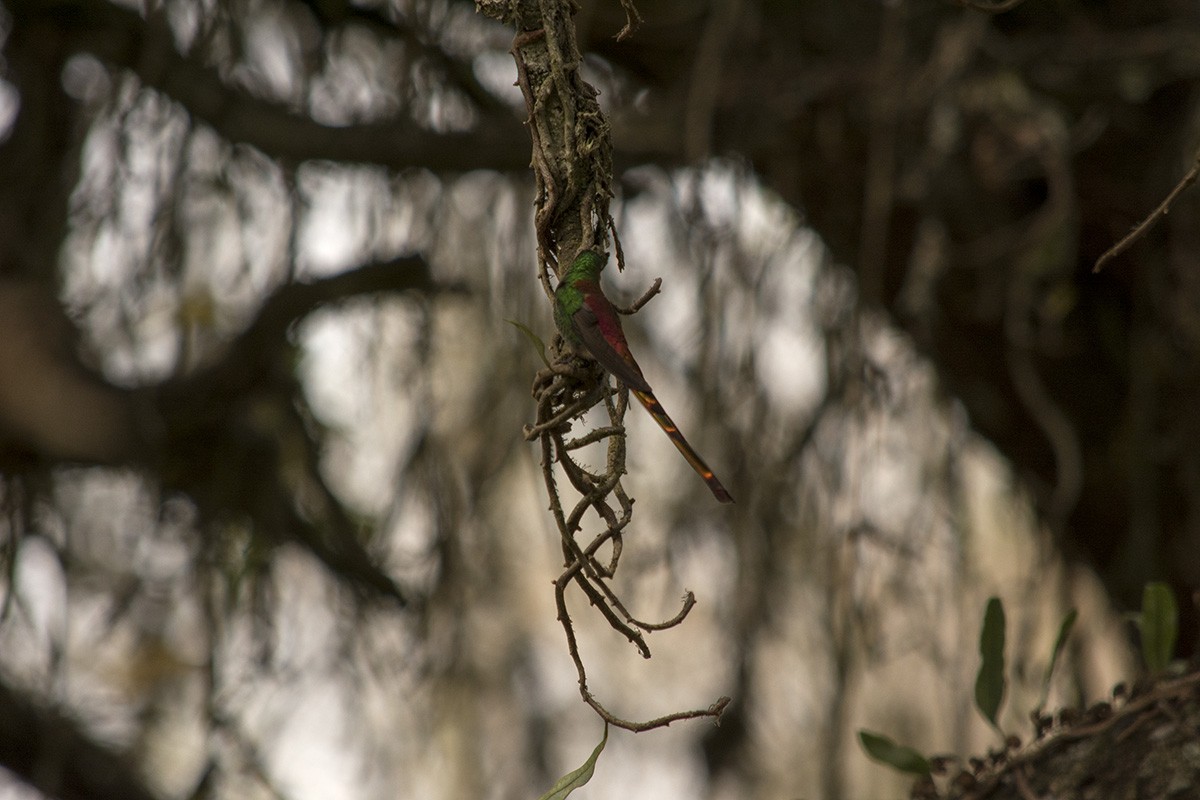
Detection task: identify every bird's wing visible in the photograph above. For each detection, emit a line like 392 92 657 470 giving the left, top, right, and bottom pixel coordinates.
572 306 652 392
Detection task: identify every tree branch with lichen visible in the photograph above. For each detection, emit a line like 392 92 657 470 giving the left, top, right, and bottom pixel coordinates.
477 0 727 732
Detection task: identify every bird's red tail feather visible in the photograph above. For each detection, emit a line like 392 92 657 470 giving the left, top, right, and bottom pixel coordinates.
632 389 734 503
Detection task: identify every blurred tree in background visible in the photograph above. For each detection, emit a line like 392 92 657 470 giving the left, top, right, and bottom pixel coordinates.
0 0 1194 798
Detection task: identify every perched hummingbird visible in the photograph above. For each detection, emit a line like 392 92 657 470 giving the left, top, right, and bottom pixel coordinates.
553 250 734 503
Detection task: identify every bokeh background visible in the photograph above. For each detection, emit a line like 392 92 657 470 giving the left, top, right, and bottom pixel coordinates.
1 1 1194 798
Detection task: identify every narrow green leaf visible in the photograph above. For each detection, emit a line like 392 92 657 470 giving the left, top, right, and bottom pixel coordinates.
537 725 608 800
858 730 931 776
1038 608 1077 710
1140 582 1178 673
507 319 551 368
974 596 1007 732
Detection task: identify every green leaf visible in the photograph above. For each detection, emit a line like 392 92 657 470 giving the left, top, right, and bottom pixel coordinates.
974 596 1007 733
507 319 551 368
1140 582 1178 673
858 730 931 776
537 725 608 800
1038 608 1077 710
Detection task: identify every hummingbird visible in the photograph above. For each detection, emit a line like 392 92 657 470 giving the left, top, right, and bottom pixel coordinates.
553 249 734 503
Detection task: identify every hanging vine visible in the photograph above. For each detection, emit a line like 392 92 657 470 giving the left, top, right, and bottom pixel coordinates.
475 0 728 731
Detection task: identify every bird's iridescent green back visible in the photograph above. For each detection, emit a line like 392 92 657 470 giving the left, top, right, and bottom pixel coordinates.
553 250 606 347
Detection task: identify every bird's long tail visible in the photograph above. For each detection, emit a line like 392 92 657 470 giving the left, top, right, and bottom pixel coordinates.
632 388 734 503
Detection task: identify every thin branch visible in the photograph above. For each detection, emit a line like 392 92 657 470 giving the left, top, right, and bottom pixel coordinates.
632 591 698 632
615 0 644 41
566 425 625 449
614 277 663 315
1094 149 1200 272
554 568 730 732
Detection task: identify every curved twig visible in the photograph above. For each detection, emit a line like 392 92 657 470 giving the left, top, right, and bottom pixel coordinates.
1094 148 1200 272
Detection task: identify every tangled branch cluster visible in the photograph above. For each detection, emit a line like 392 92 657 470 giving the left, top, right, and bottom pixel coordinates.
478 0 726 731
525 356 728 730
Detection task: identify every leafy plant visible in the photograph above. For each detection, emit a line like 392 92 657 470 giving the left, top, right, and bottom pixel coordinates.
507 319 552 368
1138 582 1178 674
974 596 1007 735
859 596 1087 781
1036 609 1077 712
858 730 931 777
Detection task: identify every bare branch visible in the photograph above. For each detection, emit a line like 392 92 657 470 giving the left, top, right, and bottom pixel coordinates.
51 0 529 173
1094 149 1200 272
150 257 446 605
615 277 662 315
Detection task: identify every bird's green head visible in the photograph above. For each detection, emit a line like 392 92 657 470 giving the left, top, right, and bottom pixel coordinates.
564 250 607 284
